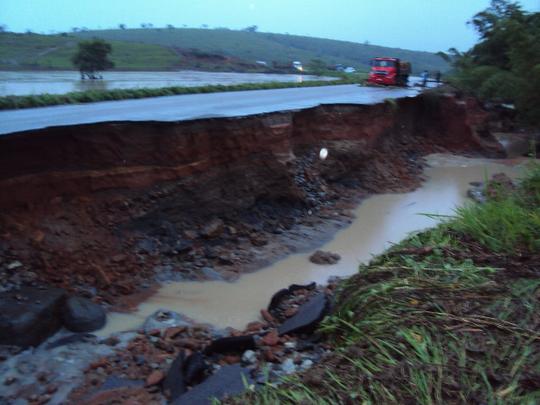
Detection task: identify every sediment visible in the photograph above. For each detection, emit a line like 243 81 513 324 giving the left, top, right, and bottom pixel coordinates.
0 92 504 306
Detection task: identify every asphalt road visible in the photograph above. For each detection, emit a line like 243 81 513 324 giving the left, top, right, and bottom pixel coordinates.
0 84 420 135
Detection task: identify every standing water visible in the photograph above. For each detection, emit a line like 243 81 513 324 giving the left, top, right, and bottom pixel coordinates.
0 71 337 96
98 154 526 335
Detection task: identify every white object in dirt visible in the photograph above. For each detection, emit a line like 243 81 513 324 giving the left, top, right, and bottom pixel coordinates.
319 148 328 160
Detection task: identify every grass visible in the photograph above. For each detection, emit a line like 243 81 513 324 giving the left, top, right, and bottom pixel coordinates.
0 74 366 110
0 32 179 70
228 162 540 404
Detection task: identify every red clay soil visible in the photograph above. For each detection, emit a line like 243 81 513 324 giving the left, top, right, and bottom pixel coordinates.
0 92 504 306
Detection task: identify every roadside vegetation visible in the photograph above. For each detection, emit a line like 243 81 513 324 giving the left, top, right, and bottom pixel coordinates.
439 0 540 126
230 162 540 404
0 74 366 110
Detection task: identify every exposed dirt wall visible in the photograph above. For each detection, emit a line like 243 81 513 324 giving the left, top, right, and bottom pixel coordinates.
0 93 504 303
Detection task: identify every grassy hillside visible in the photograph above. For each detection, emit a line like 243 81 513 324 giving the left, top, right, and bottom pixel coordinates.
1 29 448 74
0 32 179 70
74 28 448 74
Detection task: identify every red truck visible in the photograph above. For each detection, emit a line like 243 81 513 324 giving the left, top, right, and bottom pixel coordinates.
367 57 411 86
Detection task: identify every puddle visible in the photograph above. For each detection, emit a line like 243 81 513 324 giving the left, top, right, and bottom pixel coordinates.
97 154 527 335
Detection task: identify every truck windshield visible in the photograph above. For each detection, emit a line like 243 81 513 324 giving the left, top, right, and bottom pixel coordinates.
372 60 396 68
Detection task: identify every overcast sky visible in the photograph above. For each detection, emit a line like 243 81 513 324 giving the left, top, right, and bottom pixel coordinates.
2 0 539 52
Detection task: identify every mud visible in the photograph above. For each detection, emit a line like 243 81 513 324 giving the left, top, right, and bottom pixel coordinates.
0 93 504 309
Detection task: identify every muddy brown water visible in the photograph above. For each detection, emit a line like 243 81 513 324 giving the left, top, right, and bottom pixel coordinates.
97 154 526 336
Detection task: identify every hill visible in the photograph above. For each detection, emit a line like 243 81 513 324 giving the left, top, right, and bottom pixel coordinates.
0 32 180 71
1 29 449 74
75 28 449 74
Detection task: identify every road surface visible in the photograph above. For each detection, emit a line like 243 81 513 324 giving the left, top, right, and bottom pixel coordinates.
0 84 420 135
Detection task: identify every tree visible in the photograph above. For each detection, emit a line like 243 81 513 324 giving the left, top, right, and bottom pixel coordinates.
118 23 126 30
243 25 258 32
72 39 114 80
166 24 175 29
0 24 6 33
446 0 540 125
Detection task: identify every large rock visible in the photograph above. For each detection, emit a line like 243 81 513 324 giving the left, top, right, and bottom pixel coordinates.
0 286 66 348
163 351 187 401
142 309 192 333
62 296 106 332
204 335 256 355
173 364 251 405
278 293 330 336
309 250 341 265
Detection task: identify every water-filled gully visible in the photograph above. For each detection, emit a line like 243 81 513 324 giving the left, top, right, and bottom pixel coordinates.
98 154 525 335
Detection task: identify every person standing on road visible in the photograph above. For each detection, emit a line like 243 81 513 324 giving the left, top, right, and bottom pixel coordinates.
435 71 442 85
421 70 429 87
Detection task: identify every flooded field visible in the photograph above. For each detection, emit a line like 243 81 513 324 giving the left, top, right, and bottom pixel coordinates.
98 154 526 335
0 70 336 96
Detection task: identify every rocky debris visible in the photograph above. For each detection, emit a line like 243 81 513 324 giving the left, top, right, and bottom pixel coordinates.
281 358 297 375
62 296 106 333
61 282 334 404
241 349 257 365
205 335 256 355
183 352 207 386
486 172 515 199
142 309 193 333
201 218 225 239
0 329 117 405
0 286 66 348
162 351 187 400
467 173 516 204
467 183 487 203
172 364 252 405
46 333 97 350
202 266 225 281
278 293 331 336
309 250 341 265
268 282 317 311
268 288 290 311
145 369 165 386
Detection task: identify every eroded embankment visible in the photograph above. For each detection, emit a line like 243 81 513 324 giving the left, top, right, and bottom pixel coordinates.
0 93 504 305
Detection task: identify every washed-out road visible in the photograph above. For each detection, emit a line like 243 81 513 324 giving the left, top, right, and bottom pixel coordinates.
0 84 419 135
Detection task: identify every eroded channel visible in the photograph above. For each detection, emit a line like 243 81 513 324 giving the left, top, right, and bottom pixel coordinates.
99 154 526 334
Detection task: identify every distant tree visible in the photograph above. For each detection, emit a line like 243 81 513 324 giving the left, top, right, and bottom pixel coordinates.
147 23 154 28
166 24 175 29
243 25 258 32
0 24 7 33
182 24 188 28
25 29 33 35
201 24 209 29
140 23 147 28
72 39 114 80
118 23 126 30
364 40 370 45
71 27 79 32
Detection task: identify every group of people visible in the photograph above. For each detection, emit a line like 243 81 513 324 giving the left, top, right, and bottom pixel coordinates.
420 70 442 87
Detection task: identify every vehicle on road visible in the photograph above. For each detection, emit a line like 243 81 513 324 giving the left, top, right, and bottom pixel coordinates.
367 57 411 86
